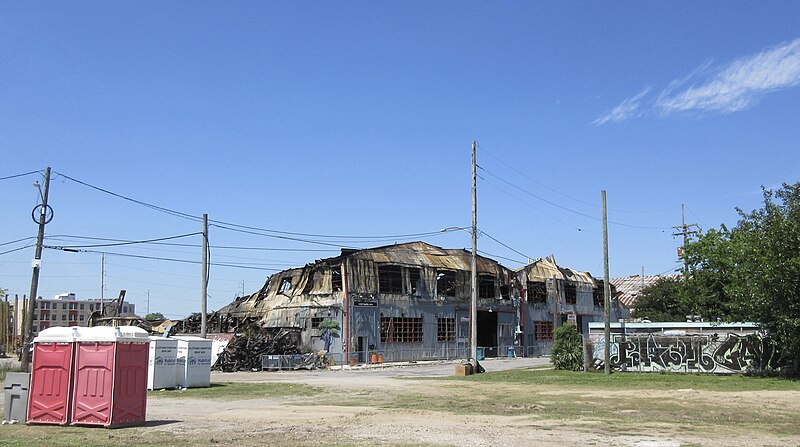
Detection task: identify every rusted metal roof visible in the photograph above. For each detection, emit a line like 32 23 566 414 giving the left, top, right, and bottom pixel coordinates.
610 274 680 308
516 255 597 285
347 241 508 275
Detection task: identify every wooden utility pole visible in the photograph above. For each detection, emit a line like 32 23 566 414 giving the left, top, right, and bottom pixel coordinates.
470 140 478 372
602 190 611 375
672 204 699 276
21 167 51 371
201 213 208 338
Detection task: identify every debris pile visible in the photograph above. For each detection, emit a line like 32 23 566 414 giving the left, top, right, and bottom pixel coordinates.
212 328 303 372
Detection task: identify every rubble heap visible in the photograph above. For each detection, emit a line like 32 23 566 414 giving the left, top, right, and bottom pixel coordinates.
212 327 303 372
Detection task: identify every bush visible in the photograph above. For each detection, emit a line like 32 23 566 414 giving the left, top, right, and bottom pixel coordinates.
551 323 584 371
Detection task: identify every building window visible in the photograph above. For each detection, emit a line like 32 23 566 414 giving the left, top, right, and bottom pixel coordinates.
331 265 342 292
564 284 577 305
478 275 496 299
279 277 293 293
534 321 554 340
527 281 547 304
437 318 455 342
310 317 324 329
61 314 67 321
408 268 421 295
436 270 456 297
51 315 57 321
378 265 403 294
499 324 513 338
79 315 85 321
69 303 77 310
33 314 38 320
380 317 423 343
80 303 85 310
42 302 50 310
593 284 605 307
62 303 68 310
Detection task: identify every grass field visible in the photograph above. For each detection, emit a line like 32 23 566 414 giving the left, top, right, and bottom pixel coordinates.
1 368 798 447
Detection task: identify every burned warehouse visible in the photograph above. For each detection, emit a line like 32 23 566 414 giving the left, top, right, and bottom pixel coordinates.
211 241 627 363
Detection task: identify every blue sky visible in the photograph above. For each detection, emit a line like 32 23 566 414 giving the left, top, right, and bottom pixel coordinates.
2 2 799 319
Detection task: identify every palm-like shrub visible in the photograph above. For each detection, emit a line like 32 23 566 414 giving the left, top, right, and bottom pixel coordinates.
551 323 584 371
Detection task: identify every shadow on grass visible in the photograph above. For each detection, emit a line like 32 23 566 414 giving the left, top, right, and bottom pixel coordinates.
139 419 182 427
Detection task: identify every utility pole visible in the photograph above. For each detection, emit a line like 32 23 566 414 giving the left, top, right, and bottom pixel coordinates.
21 167 51 371
201 213 208 338
100 253 105 311
672 204 699 276
146 290 150 315
602 190 611 375
470 140 478 372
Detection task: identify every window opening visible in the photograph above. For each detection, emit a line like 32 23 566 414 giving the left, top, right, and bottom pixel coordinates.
380 317 423 343
436 270 457 297
437 318 455 342
331 265 342 292
478 275 496 299
534 321 554 340
378 265 403 294
408 268 421 295
527 281 547 304
279 277 293 293
564 284 577 305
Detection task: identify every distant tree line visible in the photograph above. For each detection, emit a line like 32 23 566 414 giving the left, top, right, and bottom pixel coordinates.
633 182 800 364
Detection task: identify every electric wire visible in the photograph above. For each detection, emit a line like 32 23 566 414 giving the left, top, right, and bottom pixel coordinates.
45 232 202 249
0 237 35 248
0 170 42 181
0 245 33 256
47 235 342 252
478 165 671 230
477 143 681 215
478 230 532 261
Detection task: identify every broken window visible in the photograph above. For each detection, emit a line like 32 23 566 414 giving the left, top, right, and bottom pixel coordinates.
527 281 547 304
437 318 455 342
564 284 577 305
534 321 554 340
378 265 403 294
380 317 423 343
593 284 605 307
279 277 293 293
331 265 342 292
408 268 421 295
310 317 324 329
436 270 457 297
478 275 496 299
500 284 510 300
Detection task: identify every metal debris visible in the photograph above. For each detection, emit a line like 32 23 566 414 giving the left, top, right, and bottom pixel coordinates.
212 327 303 372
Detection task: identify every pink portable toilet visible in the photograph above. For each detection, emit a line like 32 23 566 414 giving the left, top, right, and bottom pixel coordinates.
70 326 149 428
27 327 80 425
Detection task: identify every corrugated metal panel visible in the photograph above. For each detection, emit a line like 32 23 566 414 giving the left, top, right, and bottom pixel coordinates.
610 274 680 308
517 256 596 285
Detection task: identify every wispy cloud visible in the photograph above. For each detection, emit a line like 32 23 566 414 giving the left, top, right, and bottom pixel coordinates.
592 87 651 126
594 38 800 125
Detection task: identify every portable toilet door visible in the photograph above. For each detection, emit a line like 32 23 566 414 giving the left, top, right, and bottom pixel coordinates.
70 326 149 427
27 327 80 425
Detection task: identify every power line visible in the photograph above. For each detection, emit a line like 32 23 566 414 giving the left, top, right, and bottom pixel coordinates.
0 237 35 248
42 246 282 271
53 171 203 223
477 173 586 232
45 232 202 249
477 250 527 265
478 230 532 261
0 170 42 181
477 143 680 215
47 234 342 252
0 245 33 256
478 165 671 230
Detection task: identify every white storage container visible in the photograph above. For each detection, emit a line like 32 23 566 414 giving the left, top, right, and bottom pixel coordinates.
147 337 178 390
173 336 212 388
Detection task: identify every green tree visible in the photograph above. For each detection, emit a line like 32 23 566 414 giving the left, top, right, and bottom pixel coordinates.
631 277 688 322
144 312 166 321
682 183 800 363
551 323 583 371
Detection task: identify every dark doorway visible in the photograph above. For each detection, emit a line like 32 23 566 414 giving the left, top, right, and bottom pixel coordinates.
477 310 498 356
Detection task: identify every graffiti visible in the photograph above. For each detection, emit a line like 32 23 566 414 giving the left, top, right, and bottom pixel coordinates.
591 332 790 374
713 333 786 372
